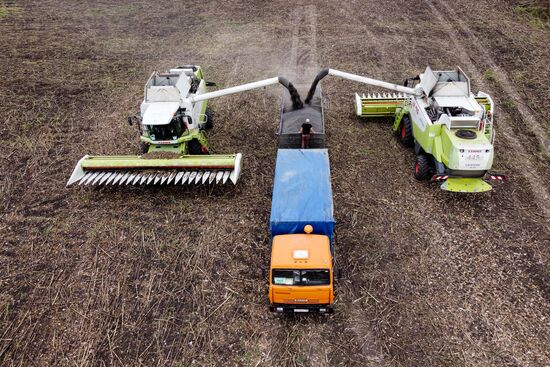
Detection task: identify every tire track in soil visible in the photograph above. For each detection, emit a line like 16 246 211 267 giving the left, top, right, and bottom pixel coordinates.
424 0 550 220
284 4 318 84
326 3 410 366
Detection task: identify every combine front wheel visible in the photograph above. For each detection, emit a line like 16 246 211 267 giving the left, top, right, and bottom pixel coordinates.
140 142 150 154
188 139 205 155
400 115 414 147
414 155 430 180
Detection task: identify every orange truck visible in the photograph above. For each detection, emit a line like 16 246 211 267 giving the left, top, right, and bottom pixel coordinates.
268 149 336 314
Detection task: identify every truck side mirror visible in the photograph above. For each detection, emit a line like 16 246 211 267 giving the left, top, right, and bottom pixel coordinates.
336 269 343 280
206 81 217 87
127 116 134 126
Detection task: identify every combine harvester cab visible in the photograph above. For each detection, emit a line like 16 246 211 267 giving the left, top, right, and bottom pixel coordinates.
67 65 302 187
306 67 508 193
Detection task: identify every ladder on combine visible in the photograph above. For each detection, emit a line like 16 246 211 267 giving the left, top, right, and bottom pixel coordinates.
475 93 494 144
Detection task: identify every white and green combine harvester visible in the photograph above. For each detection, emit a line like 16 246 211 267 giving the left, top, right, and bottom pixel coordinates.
305 67 507 193
67 65 302 187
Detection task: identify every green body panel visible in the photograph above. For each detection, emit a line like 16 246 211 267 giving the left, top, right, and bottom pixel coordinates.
441 178 492 193
194 67 204 80
412 123 439 155
438 127 492 170
200 97 208 120
141 130 210 154
80 154 238 170
391 107 408 132
388 105 492 171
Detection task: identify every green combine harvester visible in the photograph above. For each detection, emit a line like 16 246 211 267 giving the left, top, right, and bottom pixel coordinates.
67 65 302 186
305 67 508 193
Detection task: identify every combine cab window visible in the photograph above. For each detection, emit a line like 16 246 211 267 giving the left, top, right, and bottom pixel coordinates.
272 269 330 286
147 117 186 141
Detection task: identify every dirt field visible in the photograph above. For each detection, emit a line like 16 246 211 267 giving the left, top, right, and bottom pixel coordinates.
1 0 549 366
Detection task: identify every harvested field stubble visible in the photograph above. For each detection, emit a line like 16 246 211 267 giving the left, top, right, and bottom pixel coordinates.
0 0 549 366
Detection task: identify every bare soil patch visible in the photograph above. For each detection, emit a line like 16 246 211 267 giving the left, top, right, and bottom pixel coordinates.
1 0 548 366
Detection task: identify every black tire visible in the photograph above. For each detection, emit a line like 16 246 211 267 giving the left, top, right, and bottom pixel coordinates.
188 139 204 155
205 107 214 130
399 115 414 147
140 141 149 154
414 154 431 181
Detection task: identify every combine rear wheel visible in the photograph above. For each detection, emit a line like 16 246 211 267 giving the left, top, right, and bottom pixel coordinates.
414 154 430 180
399 115 414 147
205 107 214 130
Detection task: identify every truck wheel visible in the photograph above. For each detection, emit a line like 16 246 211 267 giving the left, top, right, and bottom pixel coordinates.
188 139 204 155
140 141 149 154
400 115 414 148
414 154 430 180
205 107 214 130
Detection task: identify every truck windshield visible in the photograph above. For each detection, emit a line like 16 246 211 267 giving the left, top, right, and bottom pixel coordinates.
272 269 330 286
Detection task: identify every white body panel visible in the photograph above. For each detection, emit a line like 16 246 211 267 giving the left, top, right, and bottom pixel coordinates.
455 145 493 170
409 98 431 132
142 102 180 125
419 66 438 96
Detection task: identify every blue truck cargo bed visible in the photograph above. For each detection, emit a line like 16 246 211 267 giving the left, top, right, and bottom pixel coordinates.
269 149 335 242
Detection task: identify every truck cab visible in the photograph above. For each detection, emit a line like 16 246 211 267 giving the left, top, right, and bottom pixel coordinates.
270 229 334 313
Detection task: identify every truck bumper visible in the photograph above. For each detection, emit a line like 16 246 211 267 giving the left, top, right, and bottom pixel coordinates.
270 304 334 314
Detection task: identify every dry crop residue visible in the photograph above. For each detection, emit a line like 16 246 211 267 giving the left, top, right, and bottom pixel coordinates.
0 0 548 366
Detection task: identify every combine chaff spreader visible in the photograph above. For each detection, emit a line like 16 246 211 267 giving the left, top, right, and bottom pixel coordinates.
306 67 508 193
67 65 302 187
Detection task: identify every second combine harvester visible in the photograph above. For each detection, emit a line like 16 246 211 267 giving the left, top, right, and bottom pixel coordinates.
306 67 507 193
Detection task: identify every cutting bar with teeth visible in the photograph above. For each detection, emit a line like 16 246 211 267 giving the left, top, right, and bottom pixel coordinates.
354 92 410 118
66 153 242 186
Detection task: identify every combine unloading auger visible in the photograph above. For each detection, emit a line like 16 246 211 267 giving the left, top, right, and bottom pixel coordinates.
67 65 302 187
306 67 507 193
